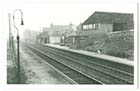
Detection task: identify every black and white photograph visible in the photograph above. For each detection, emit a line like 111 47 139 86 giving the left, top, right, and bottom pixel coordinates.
0 0 139 90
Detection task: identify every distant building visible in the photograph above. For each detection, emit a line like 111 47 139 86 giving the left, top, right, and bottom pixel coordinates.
79 11 134 36
40 27 50 44
66 31 88 49
38 23 76 44
49 23 75 44
23 29 40 44
23 29 31 42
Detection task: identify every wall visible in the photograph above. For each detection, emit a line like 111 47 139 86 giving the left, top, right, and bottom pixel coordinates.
113 22 134 32
69 36 77 49
68 36 88 49
78 23 113 36
107 30 134 40
98 23 113 33
50 36 61 44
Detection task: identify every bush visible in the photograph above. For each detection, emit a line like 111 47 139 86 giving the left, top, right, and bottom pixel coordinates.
85 33 107 52
103 31 134 58
7 65 19 84
85 31 134 59
7 65 27 84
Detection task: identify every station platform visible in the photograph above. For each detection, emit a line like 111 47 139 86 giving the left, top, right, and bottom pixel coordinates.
44 44 134 66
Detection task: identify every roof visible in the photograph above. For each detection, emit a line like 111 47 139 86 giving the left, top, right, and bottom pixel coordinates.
50 25 74 36
43 27 51 32
41 31 50 38
82 11 134 25
51 25 73 31
66 32 77 37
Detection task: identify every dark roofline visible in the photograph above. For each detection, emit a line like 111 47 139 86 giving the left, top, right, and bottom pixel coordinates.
94 11 133 15
82 11 134 25
82 12 95 25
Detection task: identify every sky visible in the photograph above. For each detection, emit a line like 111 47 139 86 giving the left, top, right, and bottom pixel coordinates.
0 0 137 38
1 0 137 29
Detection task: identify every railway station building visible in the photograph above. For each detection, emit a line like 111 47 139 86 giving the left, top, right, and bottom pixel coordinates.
49 23 75 44
38 23 76 45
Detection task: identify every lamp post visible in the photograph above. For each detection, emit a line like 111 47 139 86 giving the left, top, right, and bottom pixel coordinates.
13 9 24 83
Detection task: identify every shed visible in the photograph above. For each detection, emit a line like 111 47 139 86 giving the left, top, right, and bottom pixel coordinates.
66 32 88 49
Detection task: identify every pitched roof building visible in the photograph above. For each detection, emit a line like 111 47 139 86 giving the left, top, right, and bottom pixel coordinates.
70 11 134 49
49 23 74 36
82 11 133 24
81 11 134 32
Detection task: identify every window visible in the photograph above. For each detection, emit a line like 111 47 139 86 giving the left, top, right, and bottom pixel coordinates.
93 24 96 29
88 24 92 29
83 25 88 29
72 37 75 43
93 24 98 30
83 24 98 30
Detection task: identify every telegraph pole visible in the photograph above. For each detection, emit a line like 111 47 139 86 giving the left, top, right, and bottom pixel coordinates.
8 13 11 48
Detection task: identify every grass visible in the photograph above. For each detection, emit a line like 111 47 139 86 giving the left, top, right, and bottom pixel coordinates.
7 65 19 84
7 47 27 84
85 31 134 60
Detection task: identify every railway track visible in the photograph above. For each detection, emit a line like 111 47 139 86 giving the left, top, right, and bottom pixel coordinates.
25 44 134 84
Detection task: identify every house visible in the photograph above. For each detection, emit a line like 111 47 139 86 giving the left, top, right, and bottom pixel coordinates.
49 23 75 44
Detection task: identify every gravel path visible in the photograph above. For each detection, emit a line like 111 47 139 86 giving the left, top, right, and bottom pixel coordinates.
20 46 74 84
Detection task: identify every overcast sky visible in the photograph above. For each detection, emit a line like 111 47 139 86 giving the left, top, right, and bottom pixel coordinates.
2 0 136 30
0 0 137 40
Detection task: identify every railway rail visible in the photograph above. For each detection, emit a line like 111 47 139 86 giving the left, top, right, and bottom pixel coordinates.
24 44 134 84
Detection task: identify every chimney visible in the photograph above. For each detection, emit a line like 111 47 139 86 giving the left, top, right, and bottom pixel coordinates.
69 23 73 27
50 23 53 28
